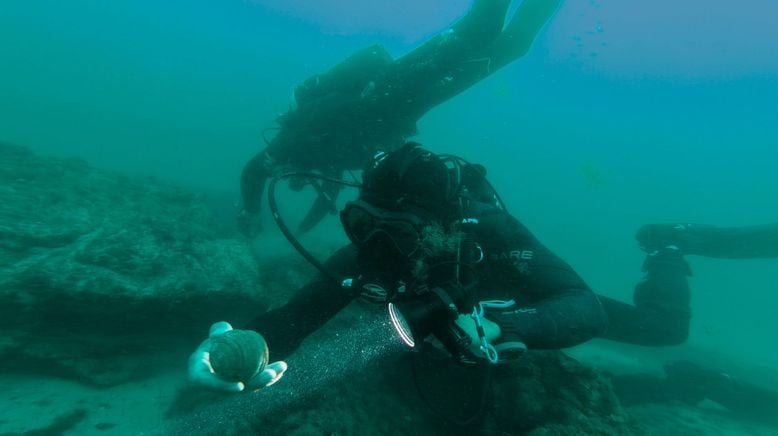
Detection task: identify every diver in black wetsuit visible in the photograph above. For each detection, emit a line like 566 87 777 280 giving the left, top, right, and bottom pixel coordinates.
193 143 778 427
192 143 609 391
198 142 778 382
250 144 610 360
237 0 563 237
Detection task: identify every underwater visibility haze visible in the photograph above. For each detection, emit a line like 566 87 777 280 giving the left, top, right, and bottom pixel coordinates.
1 0 777 434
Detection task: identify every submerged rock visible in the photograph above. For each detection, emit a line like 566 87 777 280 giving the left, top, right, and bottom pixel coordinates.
0 144 280 385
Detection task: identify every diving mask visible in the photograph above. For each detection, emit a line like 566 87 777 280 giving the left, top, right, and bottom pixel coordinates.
340 200 429 258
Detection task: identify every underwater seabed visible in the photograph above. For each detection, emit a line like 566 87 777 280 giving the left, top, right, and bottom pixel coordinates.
2 145 777 435
2 344 777 435
569 340 778 435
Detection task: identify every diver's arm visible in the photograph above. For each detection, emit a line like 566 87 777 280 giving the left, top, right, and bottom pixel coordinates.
500 276 607 349
484 212 608 349
187 246 357 392
245 245 360 360
237 150 275 238
240 149 275 215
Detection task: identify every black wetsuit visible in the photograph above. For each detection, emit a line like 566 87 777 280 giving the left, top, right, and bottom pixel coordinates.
638 223 778 259
249 205 774 358
598 249 692 346
599 222 778 347
249 215 746 357
240 0 562 232
248 203 607 359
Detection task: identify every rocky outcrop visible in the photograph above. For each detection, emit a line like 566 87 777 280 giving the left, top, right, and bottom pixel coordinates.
0 144 297 385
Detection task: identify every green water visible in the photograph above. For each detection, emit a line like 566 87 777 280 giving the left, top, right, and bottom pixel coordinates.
1 0 777 433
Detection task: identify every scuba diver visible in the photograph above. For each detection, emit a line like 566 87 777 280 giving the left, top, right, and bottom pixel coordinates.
237 0 563 237
192 142 609 391
191 143 778 428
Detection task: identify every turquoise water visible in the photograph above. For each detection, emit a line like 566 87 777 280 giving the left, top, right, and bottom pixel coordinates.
2 0 777 433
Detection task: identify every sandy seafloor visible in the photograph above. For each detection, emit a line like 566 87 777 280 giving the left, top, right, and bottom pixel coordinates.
2 342 776 436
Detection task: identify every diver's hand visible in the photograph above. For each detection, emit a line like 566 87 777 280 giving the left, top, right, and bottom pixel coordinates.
456 303 528 363
455 314 501 357
245 361 288 390
236 209 263 238
188 322 288 392
188 340 244 392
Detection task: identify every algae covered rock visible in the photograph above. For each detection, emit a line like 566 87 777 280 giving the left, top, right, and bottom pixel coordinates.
0 144 286 385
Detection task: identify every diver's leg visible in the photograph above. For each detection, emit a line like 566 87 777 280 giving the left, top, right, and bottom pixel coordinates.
451 0 513 45
240 137 304 215
598 247 692 346
379 0 511 119
637 223 778 258
393 0 511 71
408 0 562 116
489 0 563 68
